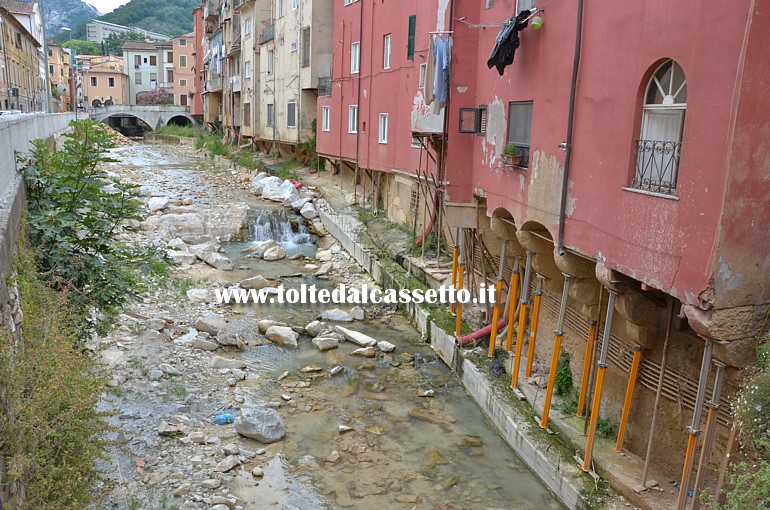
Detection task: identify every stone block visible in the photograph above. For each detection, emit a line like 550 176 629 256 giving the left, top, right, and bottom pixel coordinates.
615 292 661 326
712 336 758 369
569 278 601 306
516 230 553 254
683 304 768 342
554 249 596 279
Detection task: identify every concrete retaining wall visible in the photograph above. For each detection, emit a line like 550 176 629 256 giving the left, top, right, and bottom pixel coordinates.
0 113 76 329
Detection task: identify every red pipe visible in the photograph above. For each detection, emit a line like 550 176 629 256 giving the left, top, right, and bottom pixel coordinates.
415 190 440 247
456 316 509 346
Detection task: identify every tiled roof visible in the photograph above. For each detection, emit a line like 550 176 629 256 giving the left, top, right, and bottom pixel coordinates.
0 0 34 15
122 41 156 51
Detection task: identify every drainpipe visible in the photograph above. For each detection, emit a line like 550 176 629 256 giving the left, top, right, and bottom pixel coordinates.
539 274 571 429
691 361 726 510
353 0 363 204
576 318 597 417
675 338 713 510
615 345 643 452
511 251 533 387
641 296 675 487
449 227 459 315
487 241 508 357
504 256 522 351
525 274 544 377
582 289 617 471
556 0 585 256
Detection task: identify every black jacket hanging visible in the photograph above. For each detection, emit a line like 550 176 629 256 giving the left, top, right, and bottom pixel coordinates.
487 10 531 76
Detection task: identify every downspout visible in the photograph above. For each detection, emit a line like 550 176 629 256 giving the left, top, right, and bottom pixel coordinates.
353 0 363 203
556 0 584 255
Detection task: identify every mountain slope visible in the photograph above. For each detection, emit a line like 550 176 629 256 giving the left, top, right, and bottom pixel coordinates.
41 0 99 37
98 0 198 37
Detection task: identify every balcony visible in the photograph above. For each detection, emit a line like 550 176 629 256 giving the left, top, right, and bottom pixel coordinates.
259 24 274 45
631 139 681 196
502 144 530 169
204 76 223 93
230 75 241 92
318 76 331 97
203 0 219 20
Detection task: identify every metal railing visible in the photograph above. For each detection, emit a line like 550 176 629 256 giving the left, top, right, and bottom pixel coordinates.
259 24 275 44
632 139 682 196
504 143 530 168
318 76 332 96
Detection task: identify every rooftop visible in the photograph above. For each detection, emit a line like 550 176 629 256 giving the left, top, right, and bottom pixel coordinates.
0 0 34 15
122 41 157 51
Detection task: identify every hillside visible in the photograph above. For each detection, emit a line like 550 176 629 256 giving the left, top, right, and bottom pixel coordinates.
41 0 99 37
97 0 198 37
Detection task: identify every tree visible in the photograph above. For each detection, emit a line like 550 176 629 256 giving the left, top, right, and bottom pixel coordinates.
103 31 145 56
136 88 173 106
68 39 102 56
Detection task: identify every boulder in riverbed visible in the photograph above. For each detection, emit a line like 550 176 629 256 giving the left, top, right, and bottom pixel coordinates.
265 326 299 348
235 407 286 443
335 326 378 347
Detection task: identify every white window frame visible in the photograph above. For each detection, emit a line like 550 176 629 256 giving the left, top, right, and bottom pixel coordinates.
378 113 388 144
267 103 274 127
267 49 274 74
279 0 285 17
244 18 252 37
344 0 356 5
292 0 298 9
383 34 391 69
322 105 330 132
179 55 187 68
291 41 298 53
179 39 187 46
517 0 536 11
90 76 97 87
108 77 115 87
419 63 427 90
244 60 251 78
351 41 360 74
348 105 358 133
179 78 187 86
287 101 297 128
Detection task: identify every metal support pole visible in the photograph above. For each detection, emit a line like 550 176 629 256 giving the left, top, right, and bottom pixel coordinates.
504 257 521 351
582 289 617 472
615 345 643 452
676 338 713 510
488 241 508 357
577 320 597 417
540 274 572 429
449 230 459 315
641 297 675 487
714 417 739 506
454 230 466 338
691 361 726 510
511 252 533 387
525 275 544 378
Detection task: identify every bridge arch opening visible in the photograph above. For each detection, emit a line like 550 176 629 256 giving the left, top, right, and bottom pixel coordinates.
103 114 153 138
167 115 192 127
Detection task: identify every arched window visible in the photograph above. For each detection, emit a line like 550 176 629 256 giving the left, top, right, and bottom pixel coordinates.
632 60 686 196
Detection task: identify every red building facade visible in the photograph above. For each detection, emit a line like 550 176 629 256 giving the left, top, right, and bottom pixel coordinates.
191 6 205 118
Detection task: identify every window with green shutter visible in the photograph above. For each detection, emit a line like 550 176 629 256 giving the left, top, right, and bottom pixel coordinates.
407 15 416 60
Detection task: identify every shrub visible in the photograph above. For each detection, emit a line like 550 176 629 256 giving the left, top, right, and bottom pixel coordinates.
0 241 113 508
555 352 573 396
22 119 166 327
136 88 173 105
596 416 617 439
155 125 197 138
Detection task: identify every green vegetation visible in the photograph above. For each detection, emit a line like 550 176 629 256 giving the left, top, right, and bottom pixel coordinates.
156 124 198 138
554 352 573 396
102 31 145 56
98 0 198 38
273 160 303 180
22 120 167 331
503 143 520 157
596 416 617 439
706 333 770 509
193 131 265 171
0 240 113 509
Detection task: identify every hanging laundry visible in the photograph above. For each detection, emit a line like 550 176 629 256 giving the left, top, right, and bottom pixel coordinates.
487 10 531 76
427 34 452 113
425 36 437 106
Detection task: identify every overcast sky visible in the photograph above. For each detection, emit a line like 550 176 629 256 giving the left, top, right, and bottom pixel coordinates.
87 0 130 15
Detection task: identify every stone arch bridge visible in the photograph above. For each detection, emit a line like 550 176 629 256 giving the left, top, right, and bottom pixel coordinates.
91 105 197 131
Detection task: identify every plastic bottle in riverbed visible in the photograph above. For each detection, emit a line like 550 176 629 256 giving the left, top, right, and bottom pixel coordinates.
213 412 235 425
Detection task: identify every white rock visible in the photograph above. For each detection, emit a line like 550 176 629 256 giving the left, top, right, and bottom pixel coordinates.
210 356 246 369
193 337 219 351
315 262 333 276
187 288 213 303
190 245 234 271
335 326 378 346
321 308 353 322
213 455 240 473
265 326 299 348
350 346 376 358
251 467 264 478
304 263 318 270
148 370 164 380
316 250 332 262
200 478 221 489
305 320 326 337
195 311 227 335
263 245 287 261
147 197 170 212
377 341 396 353
240 275 269 290
349 306 365 320
158 363 180 376
312 336 339 352
300 202 318 219
245 240 278 259
235 407 286 443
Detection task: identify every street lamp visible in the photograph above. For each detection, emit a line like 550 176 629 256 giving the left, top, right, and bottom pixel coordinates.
60 27 76 120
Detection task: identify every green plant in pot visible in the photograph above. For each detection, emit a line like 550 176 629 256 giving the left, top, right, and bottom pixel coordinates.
503 143 521 166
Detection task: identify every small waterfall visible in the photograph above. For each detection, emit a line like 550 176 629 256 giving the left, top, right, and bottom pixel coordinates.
249 210 314 244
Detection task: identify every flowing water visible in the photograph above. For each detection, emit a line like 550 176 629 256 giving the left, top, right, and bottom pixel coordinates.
109 144 565 510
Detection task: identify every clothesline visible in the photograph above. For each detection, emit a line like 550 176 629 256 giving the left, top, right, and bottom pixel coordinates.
454 8 542 29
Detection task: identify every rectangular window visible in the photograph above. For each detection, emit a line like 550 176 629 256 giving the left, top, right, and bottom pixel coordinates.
351 42 360 74
507 101 533 167
179 55 187 67
135 72 142 84
244 103 251 126
419 63 427 90
179 94 188 106
134 55 141 67
267 49 274 74
301 27 310 67
344 0 355 5
180 39 187 46
279 0 285 17
287 101 297 128
407 15 416 60
167 51 173 63
322 105 330 131
383 34 391 69
244 19 252 37
108 77 115 87
291 41 298 53
244 60 251 78
90 76 97 87
49 64 54 76
517 0 536 11
150 73 158 83
292 0 298 9
486 0 494 7
348 105 358 133
378 113 388 144
267 103 274 126
180 78 187 86
411 136 422 148
150 55 157 66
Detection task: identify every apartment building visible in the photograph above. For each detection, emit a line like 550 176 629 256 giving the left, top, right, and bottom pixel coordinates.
0 1 43 111
47 42 71 111
75 55 127 106
87 20 170 44
191 7 205 118
201 0 223 126
173 33 195 107
122 40 176 105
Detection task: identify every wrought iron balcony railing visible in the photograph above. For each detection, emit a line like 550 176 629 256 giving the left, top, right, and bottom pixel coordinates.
502 143 529 169
632 139 681 196
318 76 332 96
